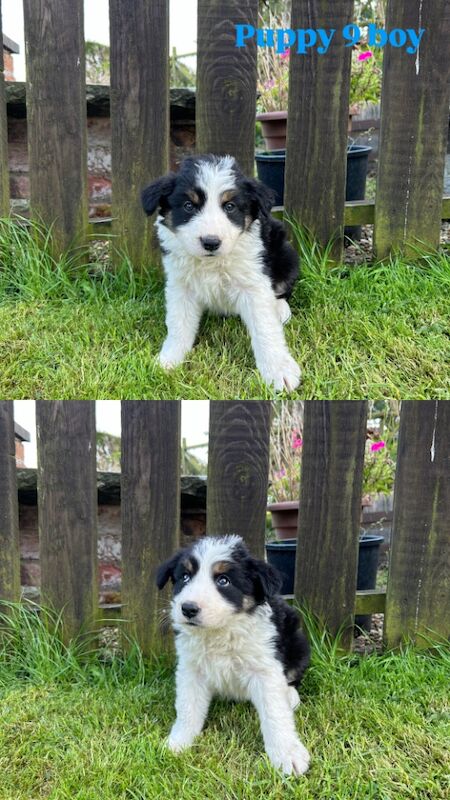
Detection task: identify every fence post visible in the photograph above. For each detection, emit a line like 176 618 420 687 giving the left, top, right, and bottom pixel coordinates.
197 0 258 176
110 0 169 270
384 401 450 648
374 0 450 259
23 0 87 256
36 401 97 642
295 401 367 648
285 0 354 262
121 401 181 656
207 401 271 559
0 1 10 218
0 402 20 604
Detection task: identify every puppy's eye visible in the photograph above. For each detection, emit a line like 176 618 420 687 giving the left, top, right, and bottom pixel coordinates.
224 201 236 213
181 573 191 583
216 575 230 587
183 201 194 212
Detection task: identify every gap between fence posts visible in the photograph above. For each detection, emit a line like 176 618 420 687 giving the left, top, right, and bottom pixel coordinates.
196 0 258 176
110 0 169 271
0 401 20 605
374 0 450 259
384 401 450 648
207 401 271 559
121 401 181 656
285 0 355 263
295 401 368 649
23 0 88 259
36 401 98 645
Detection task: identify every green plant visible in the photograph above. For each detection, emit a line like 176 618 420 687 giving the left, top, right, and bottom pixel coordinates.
363 401 399 496
350 45 383 110
256 7 290 113
268 402 303 502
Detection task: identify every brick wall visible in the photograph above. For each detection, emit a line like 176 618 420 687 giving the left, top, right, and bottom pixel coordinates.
3 49 15 81
15 439 25 467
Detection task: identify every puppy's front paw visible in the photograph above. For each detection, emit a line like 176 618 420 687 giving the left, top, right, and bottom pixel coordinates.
157 340 186 369
167 724 196 753
266 739 310 776
260 354 301 393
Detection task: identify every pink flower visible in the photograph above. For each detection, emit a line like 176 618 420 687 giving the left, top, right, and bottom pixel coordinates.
280 51 290 60
358 51 373 61
275 468 286 479
292 434 303 449
264 79 275 89
371 441 386 452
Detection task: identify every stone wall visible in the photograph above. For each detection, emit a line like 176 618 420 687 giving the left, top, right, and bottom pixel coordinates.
6 84 195 219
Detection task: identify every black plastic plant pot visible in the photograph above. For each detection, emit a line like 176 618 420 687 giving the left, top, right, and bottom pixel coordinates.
345 144 372 242
266 533 384 633
255 145 372 241
255 150 286 207
265 538 297 595
355 533 384 633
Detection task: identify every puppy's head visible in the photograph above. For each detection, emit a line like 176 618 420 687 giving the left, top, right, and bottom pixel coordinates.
141 154 275 259
156 535 282 630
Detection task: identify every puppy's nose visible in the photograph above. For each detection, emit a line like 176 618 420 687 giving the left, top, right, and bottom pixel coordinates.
200 235 221 252
181 602 200 619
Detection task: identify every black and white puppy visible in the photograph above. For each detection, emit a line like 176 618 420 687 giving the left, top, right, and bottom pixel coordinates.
142 154 301 392
157 535 310 776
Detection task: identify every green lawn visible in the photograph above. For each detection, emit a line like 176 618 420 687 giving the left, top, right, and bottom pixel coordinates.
0 219 449 399
0 604 448 800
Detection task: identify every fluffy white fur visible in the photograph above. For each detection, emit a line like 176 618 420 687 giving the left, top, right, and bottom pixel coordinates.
166 536 310 777
154 159 301 392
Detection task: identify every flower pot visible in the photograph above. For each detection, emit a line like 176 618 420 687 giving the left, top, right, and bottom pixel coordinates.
255 145 372 238
255 150 286 207
267 500 299 540
354 533 384 632
265 539 297 595
265 533 384 632
345 145 372 242
256 111 288 151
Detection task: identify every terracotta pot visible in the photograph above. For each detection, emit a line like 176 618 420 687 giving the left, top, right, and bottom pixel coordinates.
256 111 287 151
267 500 299 540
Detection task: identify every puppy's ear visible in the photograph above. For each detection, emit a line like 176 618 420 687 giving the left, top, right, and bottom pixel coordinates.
156 550 182 590
243 178 275 219
249 558 283 602
141 173 176 216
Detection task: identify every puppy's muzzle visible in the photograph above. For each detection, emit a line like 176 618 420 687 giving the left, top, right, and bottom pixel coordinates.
200 235 221 253
181 601 200 620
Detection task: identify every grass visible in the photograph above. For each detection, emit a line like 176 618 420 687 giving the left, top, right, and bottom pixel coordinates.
0 603 449 800
0 217 449 399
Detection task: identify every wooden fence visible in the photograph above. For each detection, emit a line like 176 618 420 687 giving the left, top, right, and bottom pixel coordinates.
1 1 449 263
1 400 449 653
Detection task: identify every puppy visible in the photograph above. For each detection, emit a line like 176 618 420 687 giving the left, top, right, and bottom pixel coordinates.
142 154 301 392
157 535 310 776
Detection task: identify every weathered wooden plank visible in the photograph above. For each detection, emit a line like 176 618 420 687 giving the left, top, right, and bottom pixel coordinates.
295 401 367 647
110 0 169 270
36 401 97 642
285 0 355 261
355 589 386 615
375 1 450 259
196 0 258 176
23 0 87 256
344 200 375 226
0 1 10 217
0 402 20 604
385 401 450 648
207 402 271 559
121 401 181 655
